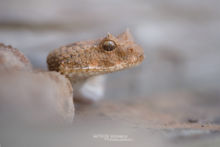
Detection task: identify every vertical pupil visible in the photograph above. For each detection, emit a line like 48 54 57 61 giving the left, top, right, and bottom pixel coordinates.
103 40 116 51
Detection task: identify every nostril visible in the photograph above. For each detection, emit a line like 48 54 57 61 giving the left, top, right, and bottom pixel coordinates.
139 55 145 60
128 48 134 53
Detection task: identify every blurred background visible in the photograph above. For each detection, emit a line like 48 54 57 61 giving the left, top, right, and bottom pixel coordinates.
0 0 220 146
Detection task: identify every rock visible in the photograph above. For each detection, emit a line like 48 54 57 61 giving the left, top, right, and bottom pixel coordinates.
0 44 74 125
0 70 74 125
0 43 32 71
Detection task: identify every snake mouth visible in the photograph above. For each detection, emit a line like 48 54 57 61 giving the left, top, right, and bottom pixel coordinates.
65 62 141 76
76 54 144 73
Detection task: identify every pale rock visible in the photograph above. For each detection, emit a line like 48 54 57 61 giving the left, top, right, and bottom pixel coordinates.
0 71 74 125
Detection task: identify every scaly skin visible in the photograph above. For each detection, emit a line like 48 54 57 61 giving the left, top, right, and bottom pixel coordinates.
0 43 32 71
47 29 144 102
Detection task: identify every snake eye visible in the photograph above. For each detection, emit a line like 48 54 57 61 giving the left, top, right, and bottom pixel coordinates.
102 40 116 51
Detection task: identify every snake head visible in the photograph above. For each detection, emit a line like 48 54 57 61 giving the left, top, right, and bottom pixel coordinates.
47 29 144 80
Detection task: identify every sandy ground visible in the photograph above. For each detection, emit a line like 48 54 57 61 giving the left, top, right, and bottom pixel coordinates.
72 91 220 146
2 93 220 147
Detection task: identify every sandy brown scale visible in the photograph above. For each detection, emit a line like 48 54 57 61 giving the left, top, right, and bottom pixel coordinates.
47 29 144 85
